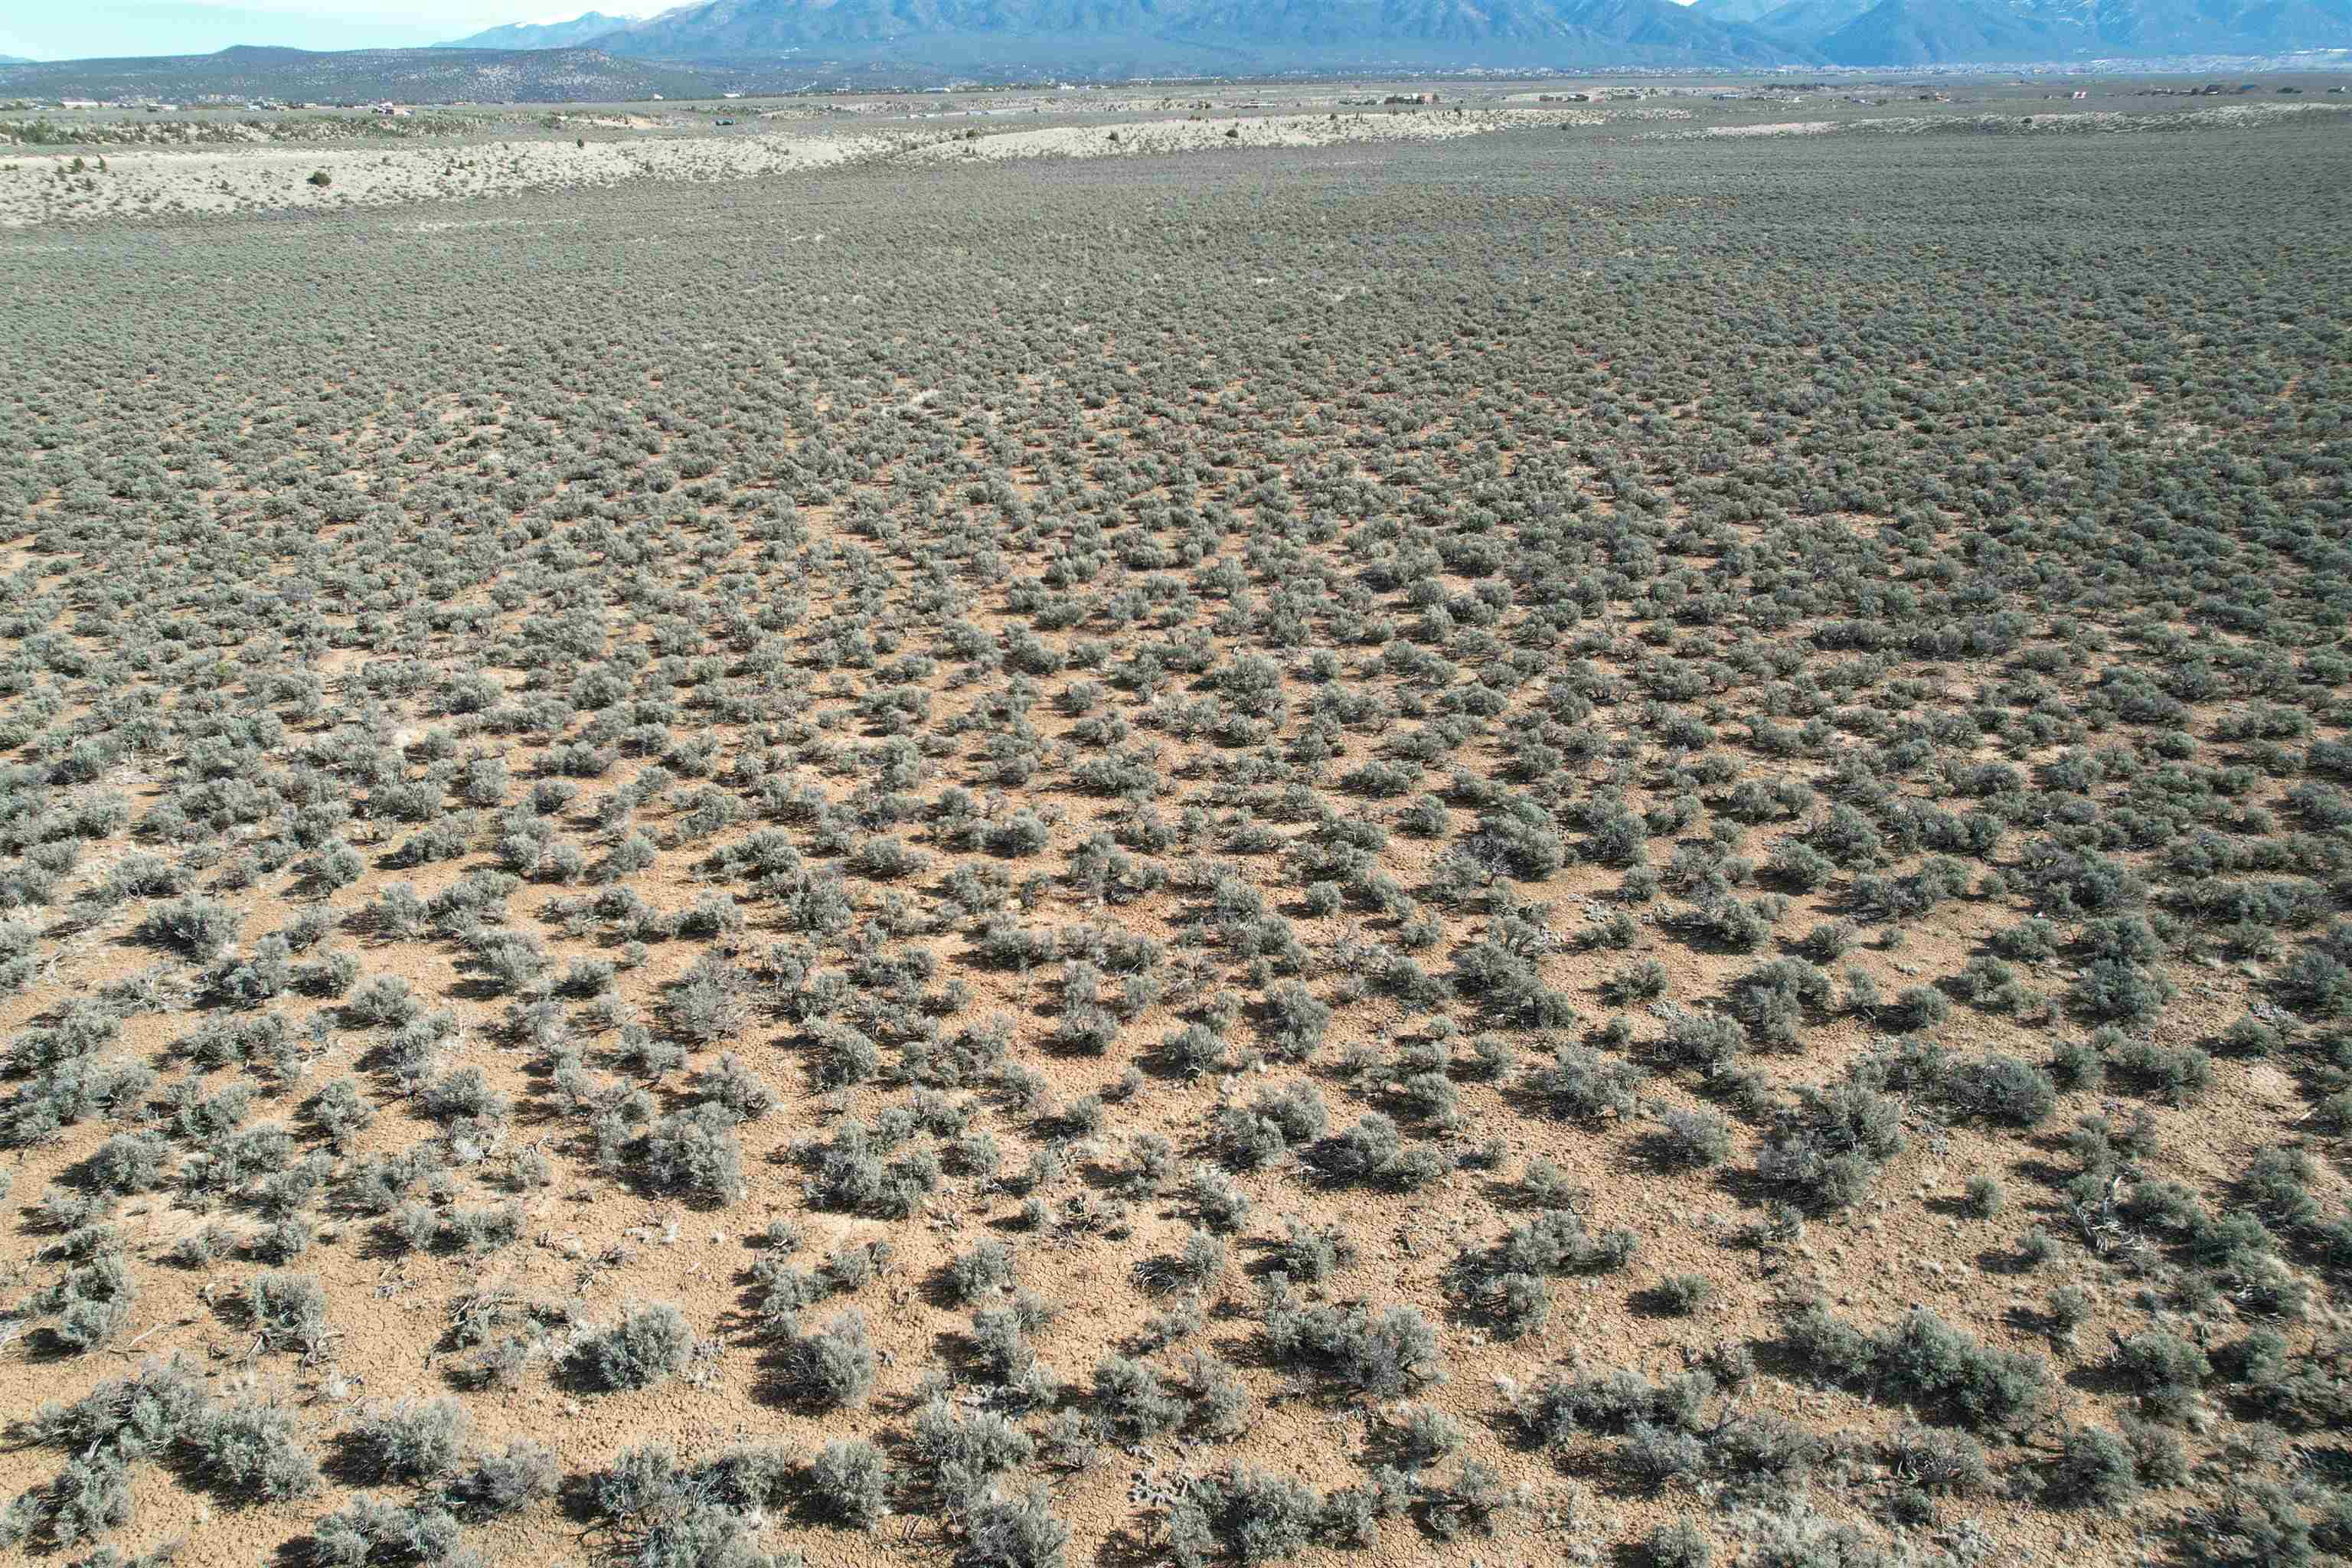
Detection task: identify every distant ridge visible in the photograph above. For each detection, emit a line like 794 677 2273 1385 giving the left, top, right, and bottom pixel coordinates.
0 44 719 104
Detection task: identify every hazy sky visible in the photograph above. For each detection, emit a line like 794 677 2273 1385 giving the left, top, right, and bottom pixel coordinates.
0 2 631 60
0 0 1704 64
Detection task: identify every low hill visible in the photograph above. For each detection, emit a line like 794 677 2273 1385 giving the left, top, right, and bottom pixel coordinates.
0 44 720 104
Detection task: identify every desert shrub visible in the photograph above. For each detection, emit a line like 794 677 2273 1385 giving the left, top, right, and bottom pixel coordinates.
18 1452 136 1548
1383 1403 1465 1470
347 973 425 1029
1645 1519 1714 1568
568 1302 697 1392
345 1397 470 1481
769 1309 877 1408
946 1240 1015 1304
1753 1081 1904 1211
448 1439 559 1520
1657 1008 1743 1073
1207 1104 1289 1171
1883 1423 1991 1495
2069 959 2176 1027
307 1496 469 1568
1187 1164 1252 1231
1274 1217 1358 1283
1939 1053 2057 1126
86 1131 170 1194
1622 1421 1707 1488
1652 1106 1732 1168
1521 1043 1638 1122
580 1437 798 1566
911 1399 1034 1507
186 1394 321 1503
1514 1367 1713 1449
808 1437 893 1527
1648 1274 1713 1315
963 1488 1068 1568
244 1271 328 1354
2120 1416 2189 1488
303 1077 374 1146
1962 1173 2004 1218
642 1104 746 1204
1488 1207 1638 1278
1092 1354 1186 1439
1419 1459 1511 1540
1159 1023 1227 1076
1263 1284 1444 1395
1782 1303 2047 1431
1258 982 1330 1062
140 895 241 959
1605 958 1668 1004
2043 1425 2137 1508
1476 1272 1551 1339
1165 1465 1331 1567
1138 1229 1227 1295
2108 1037 2213 1102
2110 1328 2210 1419
2276 949 2352 1018
1306 1112 1409 1186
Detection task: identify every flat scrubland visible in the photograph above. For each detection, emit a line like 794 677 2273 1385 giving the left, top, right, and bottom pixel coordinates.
0 107 2349 1568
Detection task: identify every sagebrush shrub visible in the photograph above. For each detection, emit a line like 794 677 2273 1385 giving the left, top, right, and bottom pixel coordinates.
568 1302 696 1392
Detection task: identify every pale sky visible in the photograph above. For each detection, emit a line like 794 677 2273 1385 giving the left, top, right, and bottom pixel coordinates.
0 2 645 60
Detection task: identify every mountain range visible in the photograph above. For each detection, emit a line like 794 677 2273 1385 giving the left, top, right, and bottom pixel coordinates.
439 0 2352 68
1 0 2344 101
431 12 654 51
441 0 1815 71
1691 0 2352 62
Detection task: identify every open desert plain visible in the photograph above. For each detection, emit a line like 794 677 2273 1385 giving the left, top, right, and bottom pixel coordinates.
1 78 2350 1568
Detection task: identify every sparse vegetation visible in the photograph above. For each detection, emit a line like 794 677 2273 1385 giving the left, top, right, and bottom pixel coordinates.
0 90 2340 1568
